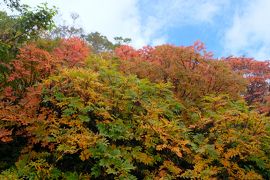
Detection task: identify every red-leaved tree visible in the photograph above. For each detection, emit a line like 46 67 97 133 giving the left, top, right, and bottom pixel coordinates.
53 37 90 67
225 57 270 113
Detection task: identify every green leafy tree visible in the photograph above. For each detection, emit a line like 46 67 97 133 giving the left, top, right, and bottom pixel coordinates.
0 3 57 88
85 32 131 54
2 0 21 10
85 32 114 53
48 13 84 39
114 36 132 47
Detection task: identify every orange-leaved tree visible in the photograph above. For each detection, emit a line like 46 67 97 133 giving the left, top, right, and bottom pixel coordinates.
115 42 246 102
0 37 91 171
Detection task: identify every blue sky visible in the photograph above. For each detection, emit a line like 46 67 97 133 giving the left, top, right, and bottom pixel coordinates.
5 0 270 60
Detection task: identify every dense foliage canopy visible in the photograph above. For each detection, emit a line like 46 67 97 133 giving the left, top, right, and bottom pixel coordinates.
0 1 270 179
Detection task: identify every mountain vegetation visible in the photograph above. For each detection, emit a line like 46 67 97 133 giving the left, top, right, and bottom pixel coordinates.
0 1 270 179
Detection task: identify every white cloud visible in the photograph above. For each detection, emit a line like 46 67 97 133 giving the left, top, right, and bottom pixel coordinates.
149 0 227 24
17 0 226 48
224 0 270 60
19 0 147 47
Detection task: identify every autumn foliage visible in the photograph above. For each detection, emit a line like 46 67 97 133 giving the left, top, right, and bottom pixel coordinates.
0 37 90 149
0 32 270 179
115 42 246 101
225 57 270 113
1 37 89 99
53 37 90 67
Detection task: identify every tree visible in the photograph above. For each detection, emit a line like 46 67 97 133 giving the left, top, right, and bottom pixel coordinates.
85 32 114 53
0 37 90 97
114 36 132 47
53 37 90 67
0 3 56 61
115 43 246 102
85 32 132 54
47 13 84 39
225 57 270 113
2 0 21 10
0 37 90 172
0 3 57 95
0 4 56 54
